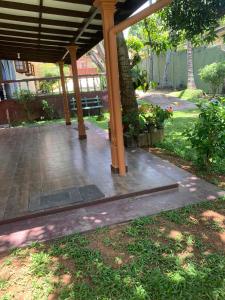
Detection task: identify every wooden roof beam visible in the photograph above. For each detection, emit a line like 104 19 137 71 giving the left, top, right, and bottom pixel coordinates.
54 0 93 4
0 1 101 19
0 13 102 30
0 41 66 52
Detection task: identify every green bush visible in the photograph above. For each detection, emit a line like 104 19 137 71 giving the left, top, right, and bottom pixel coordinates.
15 89 35 121
39 73 57 94
41 100 55 120
199 62 225 96
131 67 150 92
185 98 225 170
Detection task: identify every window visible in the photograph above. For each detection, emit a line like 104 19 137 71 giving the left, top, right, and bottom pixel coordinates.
14 61 28 73
25 63 35 76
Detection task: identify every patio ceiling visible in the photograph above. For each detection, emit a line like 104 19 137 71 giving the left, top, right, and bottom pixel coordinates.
0 0 147 63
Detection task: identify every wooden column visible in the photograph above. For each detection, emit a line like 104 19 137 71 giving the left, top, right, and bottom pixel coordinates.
58 60 71 125
94 0 126 176
66 44 86 139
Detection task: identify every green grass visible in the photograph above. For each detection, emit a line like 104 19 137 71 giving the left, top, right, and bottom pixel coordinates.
85 112 110 130
1 198 225 299
158 109 199 161
12 118 67 128
12 113 110 130
169 89 204 104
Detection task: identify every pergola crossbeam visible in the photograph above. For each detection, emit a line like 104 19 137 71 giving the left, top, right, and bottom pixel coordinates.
0 1 101 20
0 13 101 31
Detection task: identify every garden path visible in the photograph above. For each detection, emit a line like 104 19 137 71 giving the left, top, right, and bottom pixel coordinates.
139 91 197 111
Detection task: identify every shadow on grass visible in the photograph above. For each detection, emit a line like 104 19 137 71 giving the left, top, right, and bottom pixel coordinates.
1 198 225 299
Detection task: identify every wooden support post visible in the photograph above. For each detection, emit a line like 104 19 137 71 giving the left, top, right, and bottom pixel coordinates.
94 0 126 176
58 60 71 125
66 44 86 139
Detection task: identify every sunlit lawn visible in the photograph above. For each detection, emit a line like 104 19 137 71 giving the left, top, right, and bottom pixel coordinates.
0 197 225 299
159 109 200 161
168 89 205 104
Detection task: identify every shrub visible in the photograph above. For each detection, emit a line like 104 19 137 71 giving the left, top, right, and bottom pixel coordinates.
199 62 225 96
15 89 35 121
131 68 150 92
41 100 55 120
185 98 225 170
39 73 57 94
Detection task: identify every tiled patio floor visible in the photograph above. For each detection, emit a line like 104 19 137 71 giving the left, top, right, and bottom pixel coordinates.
0 122 177 221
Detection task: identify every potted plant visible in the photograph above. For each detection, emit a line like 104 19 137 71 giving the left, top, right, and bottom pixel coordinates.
150 105 173 145
121 103 173 148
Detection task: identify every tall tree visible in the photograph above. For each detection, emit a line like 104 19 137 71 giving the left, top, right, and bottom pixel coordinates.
186 41 196 89
117 32 138 115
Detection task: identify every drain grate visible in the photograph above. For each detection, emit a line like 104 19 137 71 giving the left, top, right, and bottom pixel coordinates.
29 185 105 211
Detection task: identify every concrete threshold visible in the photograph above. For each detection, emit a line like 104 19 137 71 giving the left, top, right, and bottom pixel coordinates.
0 183 178 226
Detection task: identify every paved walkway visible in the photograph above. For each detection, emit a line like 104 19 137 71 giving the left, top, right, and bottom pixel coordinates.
139 92 196 111
0 123 224 252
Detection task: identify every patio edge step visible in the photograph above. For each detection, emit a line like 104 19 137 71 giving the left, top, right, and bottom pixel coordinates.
0 183 179 226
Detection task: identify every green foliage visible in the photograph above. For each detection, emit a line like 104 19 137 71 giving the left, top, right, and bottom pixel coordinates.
131 68 150 92
15 89 35 104
139 103 173 130
128 13 172 55
126 35 144 54
199 62 225 95
162 0 223 44
30 252 51 277
39 73 58 94
123 103 173 136
41 100 55 120
38 63 69 77
15 89 35 121
95 113 106 122
185 98 225 170
99 74 107 90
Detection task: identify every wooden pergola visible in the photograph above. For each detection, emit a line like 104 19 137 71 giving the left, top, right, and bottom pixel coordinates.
0 0 171 175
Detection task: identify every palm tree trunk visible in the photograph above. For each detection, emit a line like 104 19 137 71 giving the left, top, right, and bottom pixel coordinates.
187 40 196 89
116 32 138 116
162 51 171 88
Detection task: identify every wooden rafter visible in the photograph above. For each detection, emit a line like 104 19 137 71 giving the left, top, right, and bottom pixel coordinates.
0 0 170 63
0 1 101 19
0 13 101 30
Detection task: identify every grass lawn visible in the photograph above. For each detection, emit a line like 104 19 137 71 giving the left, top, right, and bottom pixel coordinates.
158 109 200 161
11 118 67 128
168 89 204 104
12 114 110 130
0 197 225 300
85 113 110 130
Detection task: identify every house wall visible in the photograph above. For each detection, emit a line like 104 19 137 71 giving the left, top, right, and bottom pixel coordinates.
140 45 225 93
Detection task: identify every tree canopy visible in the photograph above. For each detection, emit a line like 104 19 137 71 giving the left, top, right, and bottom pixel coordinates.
162 0 225 44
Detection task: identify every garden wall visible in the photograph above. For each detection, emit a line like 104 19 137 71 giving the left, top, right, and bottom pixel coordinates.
140 45 225 93
0 90 108 125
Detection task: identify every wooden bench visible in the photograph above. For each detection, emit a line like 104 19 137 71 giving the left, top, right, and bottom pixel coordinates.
70 96 103 116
